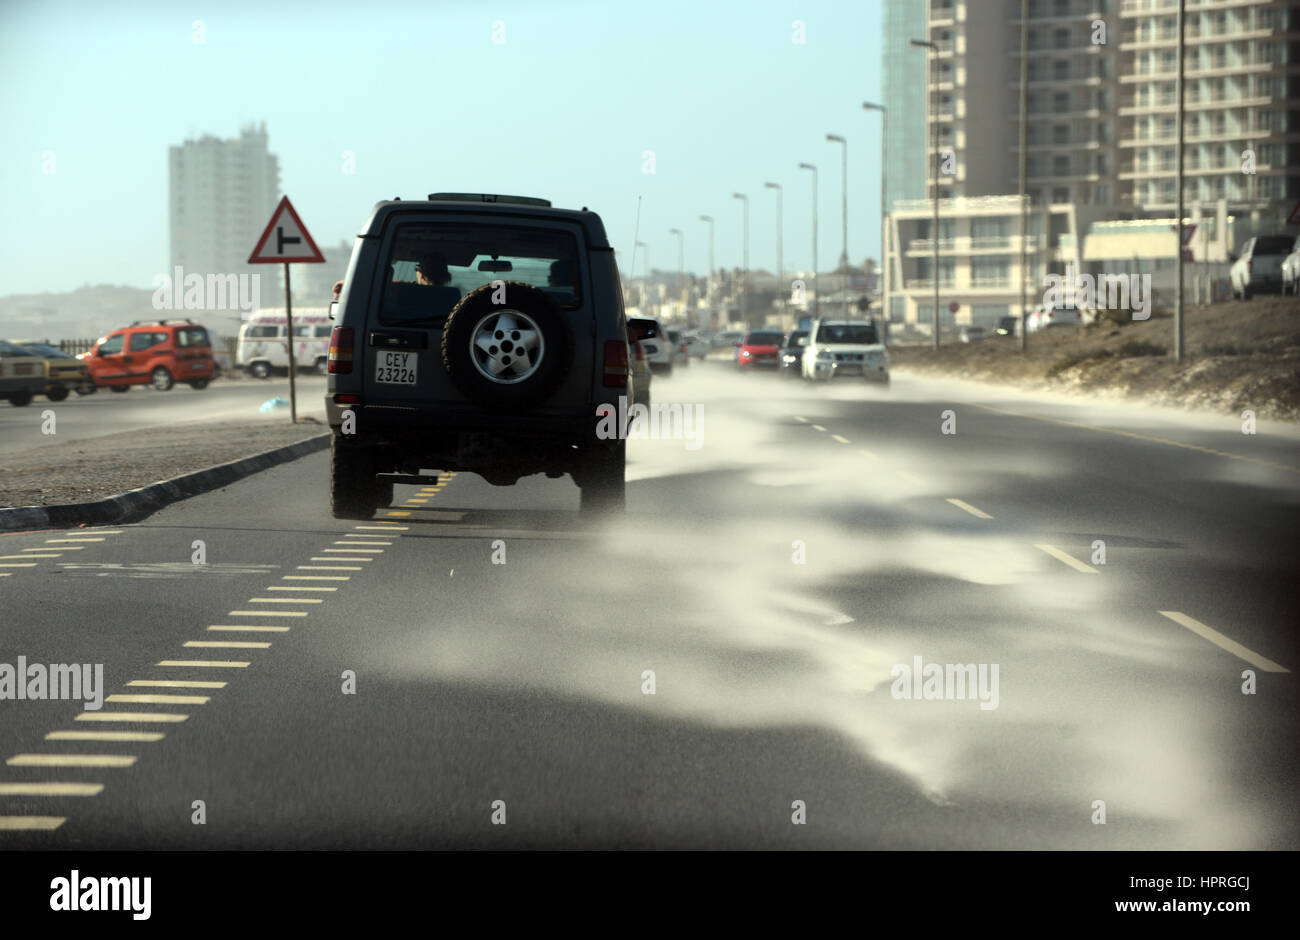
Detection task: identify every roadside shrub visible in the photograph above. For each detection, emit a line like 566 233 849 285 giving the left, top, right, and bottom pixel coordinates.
1047 350 1110 378
1116 340 1165 357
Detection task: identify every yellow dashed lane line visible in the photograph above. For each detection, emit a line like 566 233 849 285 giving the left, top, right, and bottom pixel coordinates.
946 498 994 520
75 713 188 723
157 660 249 668
1034 543 1099 574
47 731 165 742
128 680 226 688
266 585 336 591
0 783 102 796
1158 611 1290 673
184 641 271 649
106 694 209 705
7 755 137 768
227 610 308 617
0 817 66 830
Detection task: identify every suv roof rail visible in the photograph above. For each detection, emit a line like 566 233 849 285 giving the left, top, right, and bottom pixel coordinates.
130 318 197 326
427 192 552 207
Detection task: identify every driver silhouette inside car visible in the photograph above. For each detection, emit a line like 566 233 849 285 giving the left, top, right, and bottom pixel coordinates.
413 252 461 319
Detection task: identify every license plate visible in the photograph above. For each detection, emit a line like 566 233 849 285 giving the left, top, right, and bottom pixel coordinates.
374 351 417 385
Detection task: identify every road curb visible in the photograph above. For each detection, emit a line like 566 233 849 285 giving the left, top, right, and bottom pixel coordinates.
0 431 331 532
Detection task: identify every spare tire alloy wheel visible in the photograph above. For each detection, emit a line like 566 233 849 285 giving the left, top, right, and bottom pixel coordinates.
441 281 573 409
151 367 174 391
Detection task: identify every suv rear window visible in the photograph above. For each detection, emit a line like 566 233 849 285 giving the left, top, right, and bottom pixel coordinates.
177 327 210 347
818 323 878 344
746 331 784 346
1253 236 1292 255
379 222 582 325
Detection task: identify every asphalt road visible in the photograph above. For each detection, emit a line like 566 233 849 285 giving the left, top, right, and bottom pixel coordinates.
0 365 1295 849
0 376 327 457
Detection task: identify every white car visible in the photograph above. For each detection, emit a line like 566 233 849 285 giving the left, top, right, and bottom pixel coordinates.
1025 304 1082 333
1230 235 1290 300
681 332 710 359
1279 235 1300 296
636 317 674 375
801 319 889 384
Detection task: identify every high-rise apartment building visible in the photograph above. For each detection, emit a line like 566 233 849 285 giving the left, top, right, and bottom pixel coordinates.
882 0 931 212
881 0 1298 328
169 124 281 285
1117 0 1299 217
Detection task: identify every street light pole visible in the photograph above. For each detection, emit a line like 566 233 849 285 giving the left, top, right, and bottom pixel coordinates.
732 193 748 323
699 215 714 327
799 163 818 319
669 227 684 318
827 133 848 315
911 38 940 349
863 102 887 331
764 182 783 325
1018 0 1029 353
1175 0 1185 362
636 241 649 315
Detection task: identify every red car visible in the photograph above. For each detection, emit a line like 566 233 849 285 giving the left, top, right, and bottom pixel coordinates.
736 329 785 371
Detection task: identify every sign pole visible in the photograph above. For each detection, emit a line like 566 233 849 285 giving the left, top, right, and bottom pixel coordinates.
284 262 297 424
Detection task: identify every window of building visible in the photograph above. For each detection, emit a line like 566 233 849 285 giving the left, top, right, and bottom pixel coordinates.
1053 28 1068 49
1052 187 1069 203
1053 92 1070 112
971 257 1010 287
1053 60 1069 80
1053 155 1070 176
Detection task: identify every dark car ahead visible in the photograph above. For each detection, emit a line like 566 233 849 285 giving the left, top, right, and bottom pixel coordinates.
326 193 632 517
736 329 784 371
781 330 808 376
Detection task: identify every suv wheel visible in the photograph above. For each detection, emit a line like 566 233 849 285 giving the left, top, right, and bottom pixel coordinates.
577 440 626 513
151 367 174 391
249 361 271 380
441 281 573 410
46 387 70 403
330 436 379 520
9 391 33 407
188 379 210 390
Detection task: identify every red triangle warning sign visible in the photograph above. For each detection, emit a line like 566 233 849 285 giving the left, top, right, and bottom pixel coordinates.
248 196 326 264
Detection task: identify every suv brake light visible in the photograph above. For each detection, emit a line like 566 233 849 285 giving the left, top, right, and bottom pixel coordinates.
603 340 628 388
329 327 354 374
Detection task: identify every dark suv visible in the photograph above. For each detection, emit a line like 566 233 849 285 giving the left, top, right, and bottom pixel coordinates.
325 193 635 518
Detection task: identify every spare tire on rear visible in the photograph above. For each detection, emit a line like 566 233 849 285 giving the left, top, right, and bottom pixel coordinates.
440 280 573 410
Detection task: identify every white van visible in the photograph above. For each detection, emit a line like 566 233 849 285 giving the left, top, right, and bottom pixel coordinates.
237 308 332 378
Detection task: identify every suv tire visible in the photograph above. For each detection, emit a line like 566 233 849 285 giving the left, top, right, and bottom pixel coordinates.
46 387 70 402
441 281 573 410
577 440 626 513
330 436 379 520
9 391 33 407
151 367 174 391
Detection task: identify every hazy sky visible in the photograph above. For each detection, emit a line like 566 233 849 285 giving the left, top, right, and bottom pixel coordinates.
1 0 885 295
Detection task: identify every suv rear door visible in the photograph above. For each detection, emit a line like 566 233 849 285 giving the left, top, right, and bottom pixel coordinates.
362 214 596 413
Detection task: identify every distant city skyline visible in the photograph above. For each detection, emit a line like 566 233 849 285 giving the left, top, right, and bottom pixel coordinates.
0 0 887 296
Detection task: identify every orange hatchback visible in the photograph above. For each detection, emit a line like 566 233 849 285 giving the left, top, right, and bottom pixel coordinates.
80 319 217 392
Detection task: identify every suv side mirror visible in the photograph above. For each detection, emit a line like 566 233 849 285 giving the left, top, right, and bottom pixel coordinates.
627 318 658 341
